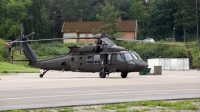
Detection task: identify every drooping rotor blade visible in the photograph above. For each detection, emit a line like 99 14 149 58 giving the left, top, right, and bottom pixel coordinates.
8 37 98 43
116 38 188 47
8 32 36 45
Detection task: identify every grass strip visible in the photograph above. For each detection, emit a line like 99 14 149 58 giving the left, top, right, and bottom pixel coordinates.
0 62 39 73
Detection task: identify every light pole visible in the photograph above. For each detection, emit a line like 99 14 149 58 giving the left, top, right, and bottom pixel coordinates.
173 27 176 42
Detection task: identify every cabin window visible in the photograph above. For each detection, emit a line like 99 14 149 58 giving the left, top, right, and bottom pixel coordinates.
117 54 125 62
108 54 111 64
94 55 100 64
87 56 93 64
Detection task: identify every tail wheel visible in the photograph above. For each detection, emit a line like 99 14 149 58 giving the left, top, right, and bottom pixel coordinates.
121 72 128 78
39 74 43 78
99 70 106 78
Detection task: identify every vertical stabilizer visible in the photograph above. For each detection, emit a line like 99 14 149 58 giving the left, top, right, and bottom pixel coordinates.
22 43 38 62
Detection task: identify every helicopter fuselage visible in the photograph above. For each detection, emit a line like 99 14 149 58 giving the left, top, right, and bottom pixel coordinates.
34 50 148 73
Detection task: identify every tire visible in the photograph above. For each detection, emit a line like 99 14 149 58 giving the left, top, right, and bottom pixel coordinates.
99 70 106 78
39 74 43 78
121 72 128 78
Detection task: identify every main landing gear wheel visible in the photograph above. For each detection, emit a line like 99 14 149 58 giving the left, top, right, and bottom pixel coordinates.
99 70 106 78
121 72 128 78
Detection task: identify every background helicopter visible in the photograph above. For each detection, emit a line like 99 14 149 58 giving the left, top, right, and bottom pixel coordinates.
8 32 148 78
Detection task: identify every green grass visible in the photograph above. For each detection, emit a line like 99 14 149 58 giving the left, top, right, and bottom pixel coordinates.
82 107 97 111
100 100 199 111
5 99 200 112
0 62 39 73
58 107 77 112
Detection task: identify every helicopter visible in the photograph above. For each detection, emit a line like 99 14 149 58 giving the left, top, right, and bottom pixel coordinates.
8 32 148 78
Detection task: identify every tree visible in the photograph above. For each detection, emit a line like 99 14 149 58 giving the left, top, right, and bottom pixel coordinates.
147 0 176 40
92 2 121 36
23 0 53 39
128 0 143 21
173 0 196 43
0 0 32 40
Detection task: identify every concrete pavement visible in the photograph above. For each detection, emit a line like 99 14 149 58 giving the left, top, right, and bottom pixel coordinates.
0 70 200 111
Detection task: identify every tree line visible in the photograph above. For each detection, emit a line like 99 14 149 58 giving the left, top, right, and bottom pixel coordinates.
0 0 199 42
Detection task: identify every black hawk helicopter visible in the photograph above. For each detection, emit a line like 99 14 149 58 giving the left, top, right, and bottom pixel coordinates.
8 32 148 78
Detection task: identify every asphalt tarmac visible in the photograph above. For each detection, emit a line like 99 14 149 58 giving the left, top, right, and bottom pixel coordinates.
0 70 200 111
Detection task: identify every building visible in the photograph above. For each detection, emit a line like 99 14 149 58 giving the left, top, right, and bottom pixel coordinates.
61 18 138 43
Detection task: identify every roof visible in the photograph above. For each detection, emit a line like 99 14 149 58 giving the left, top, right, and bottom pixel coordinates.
62 20 137 33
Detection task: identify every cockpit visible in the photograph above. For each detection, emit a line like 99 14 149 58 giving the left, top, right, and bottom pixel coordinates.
116 51 148 72
117 51 142 62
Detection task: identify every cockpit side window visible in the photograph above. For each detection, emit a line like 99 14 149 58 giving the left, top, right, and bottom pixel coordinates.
117 54 125 62
124 53 133 61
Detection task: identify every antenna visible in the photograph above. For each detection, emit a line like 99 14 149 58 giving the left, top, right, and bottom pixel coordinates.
77 10 84 19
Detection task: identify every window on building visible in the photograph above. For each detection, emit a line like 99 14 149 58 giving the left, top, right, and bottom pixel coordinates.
80 34 85 38
97 34 101 36
64 35 76 38
87 56 93 64
88 34 94 38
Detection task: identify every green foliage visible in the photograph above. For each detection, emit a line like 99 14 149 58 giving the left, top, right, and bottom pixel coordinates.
148 0 176 39
23 0 53 39
173 0 196 42
0 0 32 39
129 0 143 21
31 42 84 59
93 2 121 36
116 41 188 61
0 39 9 61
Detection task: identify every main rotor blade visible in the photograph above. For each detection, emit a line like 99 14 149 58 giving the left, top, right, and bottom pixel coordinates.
8 32 36 45
9 37 99 43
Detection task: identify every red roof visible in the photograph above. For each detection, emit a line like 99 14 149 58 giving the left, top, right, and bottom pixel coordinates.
62 20 137 33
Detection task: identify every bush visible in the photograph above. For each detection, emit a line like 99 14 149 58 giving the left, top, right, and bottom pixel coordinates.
0 39 9 62
116 41 188 61
30 41 85 59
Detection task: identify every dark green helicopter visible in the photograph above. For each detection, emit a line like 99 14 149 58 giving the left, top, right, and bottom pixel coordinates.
8 32 148 78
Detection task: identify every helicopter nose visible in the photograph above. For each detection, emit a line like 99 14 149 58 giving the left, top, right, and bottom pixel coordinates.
139 61 148 71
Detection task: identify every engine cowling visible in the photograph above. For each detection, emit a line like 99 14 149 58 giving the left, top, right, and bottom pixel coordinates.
79 45 94 53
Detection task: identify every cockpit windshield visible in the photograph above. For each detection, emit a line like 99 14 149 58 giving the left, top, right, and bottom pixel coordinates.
130 51 142 60
124 53 133 61
130 53 138 60
101 38 116 48
117 52 142 62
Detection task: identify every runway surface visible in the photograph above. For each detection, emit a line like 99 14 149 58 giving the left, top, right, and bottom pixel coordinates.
0 70 200 111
